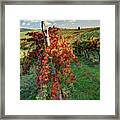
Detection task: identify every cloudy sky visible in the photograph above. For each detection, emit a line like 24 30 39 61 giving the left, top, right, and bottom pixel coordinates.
20 20 100 29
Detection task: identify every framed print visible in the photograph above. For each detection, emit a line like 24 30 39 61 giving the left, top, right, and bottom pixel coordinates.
0 0 119 119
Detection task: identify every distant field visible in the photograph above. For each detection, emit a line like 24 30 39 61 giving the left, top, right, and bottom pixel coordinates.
20 28 42 39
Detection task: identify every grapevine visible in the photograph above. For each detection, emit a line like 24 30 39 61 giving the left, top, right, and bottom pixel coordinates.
20 26 79 100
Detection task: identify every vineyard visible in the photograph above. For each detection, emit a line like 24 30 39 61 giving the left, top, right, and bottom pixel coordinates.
20 24 100 100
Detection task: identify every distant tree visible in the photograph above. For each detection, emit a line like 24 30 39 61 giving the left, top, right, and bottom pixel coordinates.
41 21 44 32
78 27 80 30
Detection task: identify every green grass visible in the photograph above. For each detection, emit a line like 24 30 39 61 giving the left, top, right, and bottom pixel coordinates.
69 57 100 100
20 67 38 100
20 57 100 100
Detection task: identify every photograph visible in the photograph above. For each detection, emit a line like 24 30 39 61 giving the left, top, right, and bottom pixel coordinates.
20 20 100 100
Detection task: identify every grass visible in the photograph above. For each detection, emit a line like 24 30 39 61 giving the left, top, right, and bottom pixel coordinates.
69 57 100 100
20 67 38 100
20 57 100 100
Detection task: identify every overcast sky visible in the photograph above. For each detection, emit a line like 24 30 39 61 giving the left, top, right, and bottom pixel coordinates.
20 20 100 29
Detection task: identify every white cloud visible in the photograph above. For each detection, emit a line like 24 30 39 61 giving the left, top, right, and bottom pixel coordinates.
23 20 40 23
71 22 75 25
59 24 64 27
27 22 30 25
53 23 57 25
22 22 26 26
47 22 52 25
69 20 76 22
32 20 40 22
48 20 55 22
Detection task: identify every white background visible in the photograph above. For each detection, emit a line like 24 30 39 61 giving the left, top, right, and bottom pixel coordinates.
5 5 115 115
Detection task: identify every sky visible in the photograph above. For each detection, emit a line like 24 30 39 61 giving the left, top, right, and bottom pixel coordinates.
20 20 100 29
